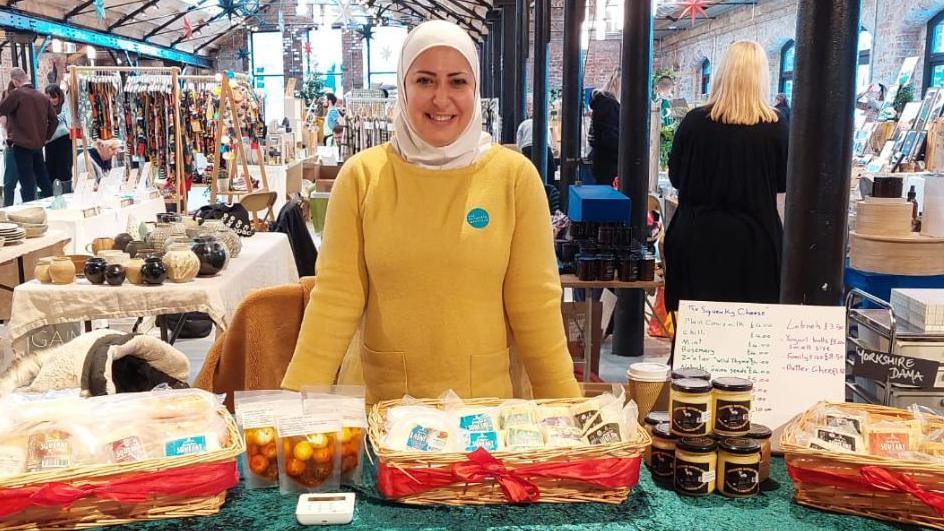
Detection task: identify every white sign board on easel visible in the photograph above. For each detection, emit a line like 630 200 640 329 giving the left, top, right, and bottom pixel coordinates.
674 301 846 449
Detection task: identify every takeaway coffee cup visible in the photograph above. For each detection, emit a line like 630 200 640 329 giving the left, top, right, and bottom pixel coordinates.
627 363 671 424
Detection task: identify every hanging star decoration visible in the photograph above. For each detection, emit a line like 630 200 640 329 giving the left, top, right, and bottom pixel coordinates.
380 45 392 63
676 0 708 27
93 0 106 21
304 41 313 56
236 48 250 61
335 0 354 27
357 23 374 43
218 0 260 21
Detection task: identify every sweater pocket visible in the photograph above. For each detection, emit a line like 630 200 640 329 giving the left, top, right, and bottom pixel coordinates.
361 344 407 402
469 347 513 398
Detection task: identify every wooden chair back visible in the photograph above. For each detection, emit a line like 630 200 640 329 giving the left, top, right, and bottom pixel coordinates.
240 191 277 229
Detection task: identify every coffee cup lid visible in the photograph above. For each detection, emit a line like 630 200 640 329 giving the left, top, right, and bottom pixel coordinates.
627 362 671 383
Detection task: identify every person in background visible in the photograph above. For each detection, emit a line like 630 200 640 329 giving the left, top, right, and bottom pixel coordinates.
322 92 342 145
44 84 73 193
77 138 121 188
1 81 16 206
774 93 791 124
655 75 676 126
856 82 886 122
282 20 581 403
516 96 560 213
588 69 620 185
0 68 57 204
664 40 788 314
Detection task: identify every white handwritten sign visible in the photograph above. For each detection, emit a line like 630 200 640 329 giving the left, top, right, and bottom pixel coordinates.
675 301 846 440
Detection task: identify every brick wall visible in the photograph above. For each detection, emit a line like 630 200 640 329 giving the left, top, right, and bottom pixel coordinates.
215 30 249 74
653 0 944 103
342 28 365 92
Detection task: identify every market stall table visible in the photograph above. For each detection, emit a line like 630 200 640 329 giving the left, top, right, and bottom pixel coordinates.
6 232 298 355
0 231 71 293
117 456 910 530
3 194 166 254
560 274 665 381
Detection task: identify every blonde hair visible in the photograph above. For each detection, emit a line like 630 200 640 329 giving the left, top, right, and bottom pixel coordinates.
706 41 779 125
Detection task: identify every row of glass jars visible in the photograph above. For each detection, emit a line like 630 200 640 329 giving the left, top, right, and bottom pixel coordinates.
646 422 771 498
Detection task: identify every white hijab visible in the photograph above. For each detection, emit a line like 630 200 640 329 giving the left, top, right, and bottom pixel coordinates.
390 21 493 170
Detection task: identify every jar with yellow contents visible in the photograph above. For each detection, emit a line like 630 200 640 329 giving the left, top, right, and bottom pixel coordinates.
717 437 761 498
674 436 717 496
712 377 753 436
747 423 772 484
670 379 713 437
649 423 677 486
643 411 670 466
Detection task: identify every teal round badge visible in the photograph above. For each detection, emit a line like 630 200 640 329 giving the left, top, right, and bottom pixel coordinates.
466 208 490 229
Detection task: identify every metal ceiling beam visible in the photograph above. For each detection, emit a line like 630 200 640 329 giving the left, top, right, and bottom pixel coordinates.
413 0 486 32
64 1 94 21
189 0 277 51
108 0 159 31
143 0 213 40
171 12 227 46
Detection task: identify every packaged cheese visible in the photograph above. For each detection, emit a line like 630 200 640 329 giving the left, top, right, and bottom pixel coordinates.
543 426 587 448
499 400 536 429
506 426 544 449
537 406 575 428
815 427 865 453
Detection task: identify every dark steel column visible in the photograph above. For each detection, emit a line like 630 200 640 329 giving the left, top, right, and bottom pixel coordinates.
613 0 653 357
491 15 503 101
500 1 518 143
515 0 529 129
531 0 549 182
781 0 861 305
560 0 585 209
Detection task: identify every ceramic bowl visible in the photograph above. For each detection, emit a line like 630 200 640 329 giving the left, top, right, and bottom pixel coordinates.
23 225 48 238
8 207 46 225
66 254 93 277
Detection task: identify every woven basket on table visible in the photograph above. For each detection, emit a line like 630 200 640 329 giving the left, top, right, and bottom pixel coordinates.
0 407 245 531
368 397 651 506
781 401 944 530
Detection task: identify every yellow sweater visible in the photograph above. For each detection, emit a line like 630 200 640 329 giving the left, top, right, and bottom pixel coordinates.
281 144 581 403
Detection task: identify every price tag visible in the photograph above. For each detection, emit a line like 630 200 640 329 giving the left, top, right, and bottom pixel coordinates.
82 207 100 218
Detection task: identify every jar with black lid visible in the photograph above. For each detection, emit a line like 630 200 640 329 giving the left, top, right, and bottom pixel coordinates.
672 367 711 381
571 222 588 240
643 411 670 466
575 255 598 281
597 253 616 281
712 377 753 436
638 253 656 281
717 437 761 498
747 424 772 483
670 378 713 437
674 436 717 496
560 241 578 263
597 224 616 246
649 423 677 485
617 254 638 282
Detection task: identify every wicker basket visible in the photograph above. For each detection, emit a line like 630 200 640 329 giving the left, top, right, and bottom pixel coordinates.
368 397 650 506
782 401 944 530
0 407 245 530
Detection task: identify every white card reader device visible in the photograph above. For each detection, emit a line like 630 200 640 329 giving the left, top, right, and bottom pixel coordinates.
295 492 355 526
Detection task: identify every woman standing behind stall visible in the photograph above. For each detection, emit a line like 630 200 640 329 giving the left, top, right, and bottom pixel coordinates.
663 41 788 313
282 21 580 403
44 85 72 192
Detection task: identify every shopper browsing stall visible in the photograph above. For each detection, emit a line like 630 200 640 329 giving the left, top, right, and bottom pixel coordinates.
77 138 121 186
588 70 620 185
663 41 788 313
282 20 581 403
44 84 73 192
0 68 57 204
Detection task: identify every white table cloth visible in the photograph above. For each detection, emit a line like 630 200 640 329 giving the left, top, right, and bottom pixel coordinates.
4 194 165 254
7 232 299 354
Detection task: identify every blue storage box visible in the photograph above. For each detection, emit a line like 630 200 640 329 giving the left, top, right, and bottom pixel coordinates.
845 263 944 304
568 185 631 223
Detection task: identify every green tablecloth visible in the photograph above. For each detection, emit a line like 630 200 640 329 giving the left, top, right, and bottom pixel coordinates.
119 456 920 530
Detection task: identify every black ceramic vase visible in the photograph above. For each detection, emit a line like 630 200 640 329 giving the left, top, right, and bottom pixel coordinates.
114 233 134 252
141 256 167 285
84 258 107 285
156 212 182 223
191 236 229 276
105 264 126 286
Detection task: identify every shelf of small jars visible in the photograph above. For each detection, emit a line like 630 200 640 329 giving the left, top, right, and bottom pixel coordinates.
559 274 664 290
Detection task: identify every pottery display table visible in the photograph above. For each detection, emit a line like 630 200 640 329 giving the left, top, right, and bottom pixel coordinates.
6 232 298 355
3 193 166 254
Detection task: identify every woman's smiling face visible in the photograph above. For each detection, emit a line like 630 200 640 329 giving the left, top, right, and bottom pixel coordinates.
404 46 476 147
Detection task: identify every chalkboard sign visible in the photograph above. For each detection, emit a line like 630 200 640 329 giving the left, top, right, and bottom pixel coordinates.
849 337 940 389
675 301 847 437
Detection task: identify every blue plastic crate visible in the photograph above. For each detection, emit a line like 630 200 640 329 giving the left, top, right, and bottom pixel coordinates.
567 185 631 223
845 264 944 303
